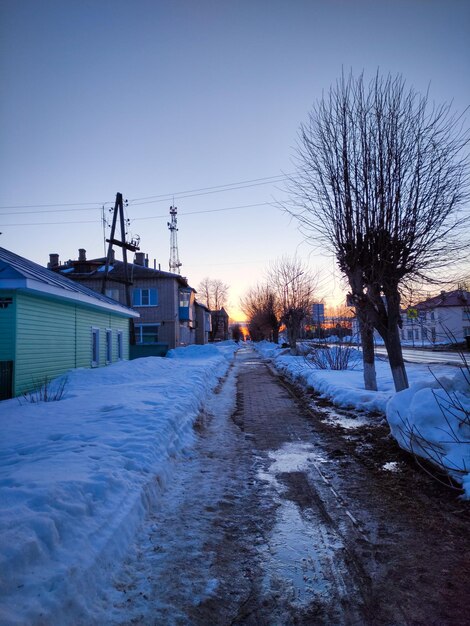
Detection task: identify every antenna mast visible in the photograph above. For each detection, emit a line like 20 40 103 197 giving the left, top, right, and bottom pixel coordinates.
168 205 182 274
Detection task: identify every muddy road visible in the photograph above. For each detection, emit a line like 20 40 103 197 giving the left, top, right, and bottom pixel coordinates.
102 346 470 625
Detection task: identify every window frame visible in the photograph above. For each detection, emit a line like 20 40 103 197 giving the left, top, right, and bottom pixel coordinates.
91 327 100 367
132 288 158 307
116 330 124 359
105 328 113 364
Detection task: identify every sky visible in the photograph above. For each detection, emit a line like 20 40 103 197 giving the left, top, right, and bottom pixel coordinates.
0 0 469 320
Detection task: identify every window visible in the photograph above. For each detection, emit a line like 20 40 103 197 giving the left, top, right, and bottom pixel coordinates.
91 328 100 366
135 324 160 344
464 327 470 338
407 329 413 340
117 331 123 359
179 291 190 308
430 311 435 321
106 329 112 363
463 310 470 321
132 288 158 307
105 288 121 302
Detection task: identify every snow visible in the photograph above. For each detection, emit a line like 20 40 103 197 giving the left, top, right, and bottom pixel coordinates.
254 341 470 497
0 341 239 626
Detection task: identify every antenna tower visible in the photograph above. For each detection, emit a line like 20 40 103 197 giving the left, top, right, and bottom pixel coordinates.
168 205 182 274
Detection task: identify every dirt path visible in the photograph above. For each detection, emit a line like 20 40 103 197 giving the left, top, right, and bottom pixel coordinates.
102 346 470 625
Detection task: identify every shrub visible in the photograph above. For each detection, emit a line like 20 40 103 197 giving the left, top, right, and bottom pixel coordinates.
21 376 68 403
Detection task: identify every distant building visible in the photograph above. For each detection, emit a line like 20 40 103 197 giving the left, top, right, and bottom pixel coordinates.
350 288 470 346
402 289 470 345
195 301 212 345
312 303 325 324
0 247 138 399
210 307 229 341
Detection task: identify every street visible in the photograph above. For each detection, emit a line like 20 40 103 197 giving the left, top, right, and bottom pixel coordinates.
374 346 466 366
98 346 470 625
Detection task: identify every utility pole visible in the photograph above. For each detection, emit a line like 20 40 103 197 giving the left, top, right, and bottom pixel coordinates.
168 205 182 274
101 192 140 309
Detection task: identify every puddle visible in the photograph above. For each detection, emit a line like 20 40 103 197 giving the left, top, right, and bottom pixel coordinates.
258 443 345 607
262 499 344 606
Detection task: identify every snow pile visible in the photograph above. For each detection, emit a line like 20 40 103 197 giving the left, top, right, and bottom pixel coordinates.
255 341 404 413
387 368 470 495
0 342 238 625
254 341 470 497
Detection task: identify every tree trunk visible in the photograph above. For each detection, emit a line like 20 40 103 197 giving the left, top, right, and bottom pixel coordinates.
272 327 280 344
382 324 409 392
382 291 409 392
359 317 377 391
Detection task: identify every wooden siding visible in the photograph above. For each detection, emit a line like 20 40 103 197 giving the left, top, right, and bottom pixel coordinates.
13 292 130 396
77 275 181 349
0 292 16 360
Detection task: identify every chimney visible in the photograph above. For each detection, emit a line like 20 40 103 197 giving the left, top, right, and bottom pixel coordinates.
78 248 86 262
48 253 59 269
134 252 146 266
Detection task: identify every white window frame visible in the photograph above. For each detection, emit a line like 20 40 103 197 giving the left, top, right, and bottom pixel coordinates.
105 328 113 364
133 288 158 307
91 327 100 367
116 330 124 359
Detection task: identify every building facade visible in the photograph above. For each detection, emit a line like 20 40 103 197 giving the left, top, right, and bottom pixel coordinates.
49 250 201 355
401 289 470 346
0 247 138 399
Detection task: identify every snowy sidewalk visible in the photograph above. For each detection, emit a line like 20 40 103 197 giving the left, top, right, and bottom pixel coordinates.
0 342 238 625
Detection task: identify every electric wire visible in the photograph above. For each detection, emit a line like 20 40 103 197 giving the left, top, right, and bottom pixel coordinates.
0 173 294 213
0 201 278 228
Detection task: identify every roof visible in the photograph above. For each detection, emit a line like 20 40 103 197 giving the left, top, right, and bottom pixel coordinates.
195 301 210 312
0 247 139 318
57 257 192 288
416 289 470 310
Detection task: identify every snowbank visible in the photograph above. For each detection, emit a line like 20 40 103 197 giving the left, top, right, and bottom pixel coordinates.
254 341 470 497
0 342 239 625
387 369 470 494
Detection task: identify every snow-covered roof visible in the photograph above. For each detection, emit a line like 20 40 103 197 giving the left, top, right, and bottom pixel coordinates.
416 289 470 310
0 247 139 318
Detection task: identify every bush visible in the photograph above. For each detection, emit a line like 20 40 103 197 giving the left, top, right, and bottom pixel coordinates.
21 376 68 403
303 343 360 370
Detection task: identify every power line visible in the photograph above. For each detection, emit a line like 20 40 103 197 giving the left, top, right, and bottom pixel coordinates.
0 173 294 213
0 201 277 228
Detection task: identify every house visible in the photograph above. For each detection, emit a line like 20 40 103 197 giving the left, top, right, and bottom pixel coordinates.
210 307 229 341
48 250 199 356
0 247 139 400
195 301 212 345
401 289 470 346
349 288 470 347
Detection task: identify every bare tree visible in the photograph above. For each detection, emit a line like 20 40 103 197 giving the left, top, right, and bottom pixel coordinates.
197 277 213 310
212 279 229 311
197 277 229 311
289 71 469 391
267 256 318 353
240 283 282 343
